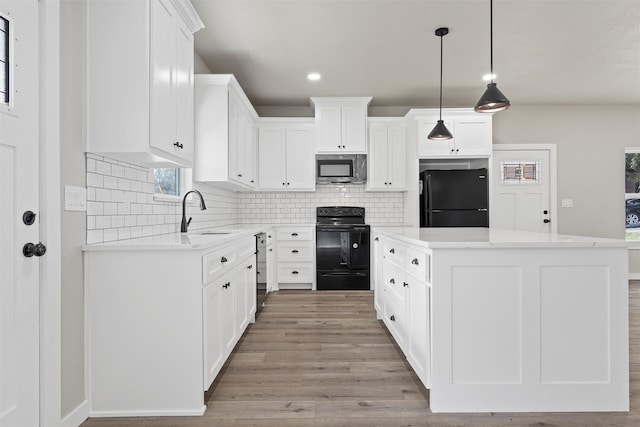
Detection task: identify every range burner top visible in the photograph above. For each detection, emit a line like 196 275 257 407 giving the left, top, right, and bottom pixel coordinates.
316 206 366 225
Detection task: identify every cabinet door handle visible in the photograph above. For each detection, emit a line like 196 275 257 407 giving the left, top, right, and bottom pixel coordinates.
250 180 255 183
223 282 230 289
291 249 299 253
338 145 341 149
374 237 379 241
292 271 299 275
389 278 395 284
282 182 286 186
390 315 395 322
291 233 298 236
544 219 551 224
247 264 253 269
173 142 183 149
389 248 395 254
268 248 273 252
388 182 392 185
221 256 228 263
403 282 409 287
237 174 243 178
411 258 419 265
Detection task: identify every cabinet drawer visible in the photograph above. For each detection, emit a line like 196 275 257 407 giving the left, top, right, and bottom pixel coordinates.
382 258 406 303
382 239 405 265
237 237 256 261
202 245 237 284
406 248 430 282
382 287 406 350
276 241 315 262
277 263 314 283
266 231 275 247
277 227 314 241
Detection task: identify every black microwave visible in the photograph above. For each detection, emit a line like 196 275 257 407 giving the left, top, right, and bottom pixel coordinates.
315 154 367 184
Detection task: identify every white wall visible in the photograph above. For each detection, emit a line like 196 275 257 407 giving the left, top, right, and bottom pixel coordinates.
59 0 86 417
492 105 640 239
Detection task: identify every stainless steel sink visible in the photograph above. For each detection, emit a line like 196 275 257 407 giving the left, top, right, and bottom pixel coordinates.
194 231 232 235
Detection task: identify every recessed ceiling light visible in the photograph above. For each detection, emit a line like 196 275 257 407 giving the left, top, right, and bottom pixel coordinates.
307 72 321 81
482 73 496 81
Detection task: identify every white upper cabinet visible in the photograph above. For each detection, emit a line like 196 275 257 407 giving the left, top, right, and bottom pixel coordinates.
311 97 372 153
194 75 259 190
258 120 315 191
368 120 407 191
413 109 493 158
86 0 204 167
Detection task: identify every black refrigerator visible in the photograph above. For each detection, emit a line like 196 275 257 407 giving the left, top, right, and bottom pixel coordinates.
419 168 489 227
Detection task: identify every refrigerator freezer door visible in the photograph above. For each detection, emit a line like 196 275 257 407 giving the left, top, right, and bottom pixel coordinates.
427 169 488 210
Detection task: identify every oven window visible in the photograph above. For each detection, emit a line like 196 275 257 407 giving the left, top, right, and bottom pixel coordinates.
318 160 353 177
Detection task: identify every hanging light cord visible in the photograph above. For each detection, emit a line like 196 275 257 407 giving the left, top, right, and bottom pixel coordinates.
489 0 494 83
438 32 443 121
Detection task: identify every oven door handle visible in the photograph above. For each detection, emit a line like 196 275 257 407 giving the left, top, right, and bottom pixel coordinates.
319 271 368 277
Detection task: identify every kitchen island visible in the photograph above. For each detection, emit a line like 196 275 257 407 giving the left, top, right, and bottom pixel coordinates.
372 227 629 413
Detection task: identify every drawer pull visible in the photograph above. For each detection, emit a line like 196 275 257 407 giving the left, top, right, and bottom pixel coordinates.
403 282 409 287
291 249 299 253
374 237 379 241
411 258 419 265
292 271 299 275
223 282 230 289
221 256 228 263
268 248 273 252
389 278 395 284
291 232 298 236
389 248 395 254
247 264 253 269
390 315 395 322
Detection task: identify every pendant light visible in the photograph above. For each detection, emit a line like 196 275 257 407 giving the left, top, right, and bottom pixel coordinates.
475 0 511 112
428 27 453 140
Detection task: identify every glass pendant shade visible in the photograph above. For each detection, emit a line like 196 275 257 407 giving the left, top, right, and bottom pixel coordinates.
475 82 511 112
428 119 453 140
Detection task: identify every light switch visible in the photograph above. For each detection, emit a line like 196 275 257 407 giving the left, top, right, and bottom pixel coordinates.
561 199 573 208
65 185 87 211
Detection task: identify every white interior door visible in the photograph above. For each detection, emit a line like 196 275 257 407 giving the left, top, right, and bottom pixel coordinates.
0 1 40 426
491 147 553 233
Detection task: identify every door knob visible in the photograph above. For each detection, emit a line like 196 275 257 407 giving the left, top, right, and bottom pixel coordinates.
23 242 47 257
23 210 36 225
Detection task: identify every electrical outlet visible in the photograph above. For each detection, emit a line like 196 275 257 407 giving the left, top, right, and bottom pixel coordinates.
65 185 87 211
561 199 573 208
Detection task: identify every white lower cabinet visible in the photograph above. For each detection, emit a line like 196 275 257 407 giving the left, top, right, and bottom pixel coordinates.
202 241 257 391
84 234 258 417
377 235 431 388
276 226 315 289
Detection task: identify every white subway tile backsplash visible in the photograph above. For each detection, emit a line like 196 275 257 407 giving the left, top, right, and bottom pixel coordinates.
85 155 405 244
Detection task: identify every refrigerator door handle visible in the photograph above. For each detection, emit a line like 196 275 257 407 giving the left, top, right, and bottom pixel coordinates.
426 174 433 227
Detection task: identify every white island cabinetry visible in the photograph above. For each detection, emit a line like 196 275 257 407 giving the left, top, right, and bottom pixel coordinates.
84 233 258 417
373 227 629 413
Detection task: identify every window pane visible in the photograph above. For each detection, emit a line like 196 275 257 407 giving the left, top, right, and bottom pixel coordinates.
625 153 640 239
1 15 9 104
154 168 180 196
500 161 540 184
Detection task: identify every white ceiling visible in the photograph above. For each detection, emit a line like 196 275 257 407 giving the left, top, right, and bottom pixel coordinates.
191 0 640 109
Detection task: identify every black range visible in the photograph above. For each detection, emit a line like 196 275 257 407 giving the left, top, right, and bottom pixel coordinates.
316 206 370 291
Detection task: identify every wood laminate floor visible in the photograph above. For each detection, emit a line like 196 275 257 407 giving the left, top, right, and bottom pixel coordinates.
82 283 640 427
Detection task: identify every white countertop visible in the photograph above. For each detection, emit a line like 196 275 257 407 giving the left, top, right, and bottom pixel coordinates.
373 226 629 249
81 224 277 252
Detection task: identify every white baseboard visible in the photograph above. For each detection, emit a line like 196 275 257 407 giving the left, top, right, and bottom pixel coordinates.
89 405 207 418
60 400 89 427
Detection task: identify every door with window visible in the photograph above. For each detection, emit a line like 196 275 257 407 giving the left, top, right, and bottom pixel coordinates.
491 146 554 233
0 1 40 426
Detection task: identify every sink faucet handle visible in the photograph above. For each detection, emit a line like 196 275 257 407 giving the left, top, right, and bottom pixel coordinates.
187 217 192 226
